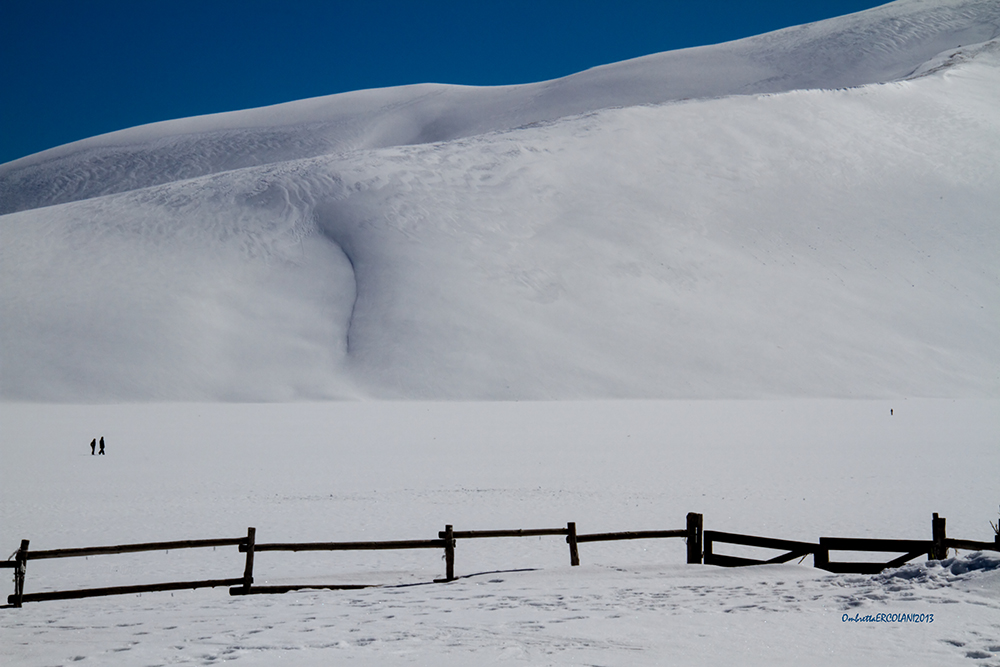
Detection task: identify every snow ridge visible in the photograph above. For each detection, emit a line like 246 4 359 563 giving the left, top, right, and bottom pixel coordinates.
1 0 997 215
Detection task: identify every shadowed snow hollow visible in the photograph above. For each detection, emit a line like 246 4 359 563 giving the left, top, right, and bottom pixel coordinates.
1 0 998 400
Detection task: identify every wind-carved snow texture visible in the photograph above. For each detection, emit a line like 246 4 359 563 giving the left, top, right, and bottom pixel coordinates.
1 0 999 400
2 0 998 215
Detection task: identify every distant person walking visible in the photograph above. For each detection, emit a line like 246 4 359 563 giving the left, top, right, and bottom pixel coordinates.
99 437 105 455
90 438 96 455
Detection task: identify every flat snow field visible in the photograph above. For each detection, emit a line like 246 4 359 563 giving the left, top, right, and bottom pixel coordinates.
2 400 998 665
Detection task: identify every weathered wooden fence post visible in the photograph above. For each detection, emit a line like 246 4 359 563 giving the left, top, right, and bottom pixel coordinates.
443 525 455 581
567 522 580 566
931 513 947 560
686 513 703 564
13 539 29 608
241 527 256 593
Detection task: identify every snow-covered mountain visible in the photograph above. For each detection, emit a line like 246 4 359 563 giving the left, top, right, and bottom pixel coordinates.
2 0 998 401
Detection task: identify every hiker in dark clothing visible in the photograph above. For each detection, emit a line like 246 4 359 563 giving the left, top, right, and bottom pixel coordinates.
99 437 105 455
90 438 96 455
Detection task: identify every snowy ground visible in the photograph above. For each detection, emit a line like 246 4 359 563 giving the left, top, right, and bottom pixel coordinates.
2 400 998 665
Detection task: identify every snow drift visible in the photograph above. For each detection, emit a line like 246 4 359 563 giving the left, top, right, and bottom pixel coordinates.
1 0 998 400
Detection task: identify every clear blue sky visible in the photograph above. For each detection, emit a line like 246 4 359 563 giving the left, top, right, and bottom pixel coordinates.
1 0 889 164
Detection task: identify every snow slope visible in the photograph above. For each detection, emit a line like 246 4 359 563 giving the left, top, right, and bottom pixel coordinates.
2 0 999 400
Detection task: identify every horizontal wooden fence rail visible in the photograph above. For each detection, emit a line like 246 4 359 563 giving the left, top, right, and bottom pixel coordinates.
234 583 377 595
27 537 247 561
946 538 1000 551
445 528 569 539
576 529 689 543
17 578 248 604
5 513 998 607
243 539 448 552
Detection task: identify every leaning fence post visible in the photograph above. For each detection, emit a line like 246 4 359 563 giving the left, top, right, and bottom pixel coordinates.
686 513 703 564
13 539 29 608
443 525 455 581
567 522 580 566
931 513 947 560
242 527 256 593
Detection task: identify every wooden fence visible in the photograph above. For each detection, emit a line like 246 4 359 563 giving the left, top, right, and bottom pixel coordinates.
702 514 999 572
3 533 254 607
5 512 998 607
